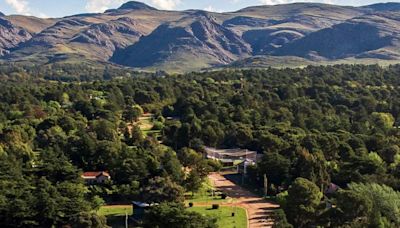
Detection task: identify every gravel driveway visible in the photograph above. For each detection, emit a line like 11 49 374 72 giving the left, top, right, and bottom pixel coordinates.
208 173 280 228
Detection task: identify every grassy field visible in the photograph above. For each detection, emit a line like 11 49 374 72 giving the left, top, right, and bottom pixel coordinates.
137 115 162 139
138 116 154 131
98 206 133 228
98 205 133 216
185 193 228 203
188 206 247 228
185 178 228 204
98 178 243 227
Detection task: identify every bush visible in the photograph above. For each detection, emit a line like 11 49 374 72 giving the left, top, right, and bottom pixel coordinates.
272 209 293 228
212 204 219 210
152 121 164 130
207 159 222 172
276 191 288 208
144 203 217 228
157 116 165 123
189 202 194 207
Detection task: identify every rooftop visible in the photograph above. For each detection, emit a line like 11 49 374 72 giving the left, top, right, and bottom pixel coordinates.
82 171 110 178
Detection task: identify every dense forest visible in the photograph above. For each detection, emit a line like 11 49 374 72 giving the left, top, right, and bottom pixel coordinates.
1 64 400 227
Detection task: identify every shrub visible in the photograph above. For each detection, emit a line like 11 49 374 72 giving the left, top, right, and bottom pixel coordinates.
144 203 217 228
276 191 288 208
157 116 165 123
272 209 293 228
152 121 164 130
207 159 222 172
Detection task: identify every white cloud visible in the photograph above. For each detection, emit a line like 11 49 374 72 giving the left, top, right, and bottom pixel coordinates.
150 0 181 10
85 0 125 13
5 0 31 15
204 5 222 12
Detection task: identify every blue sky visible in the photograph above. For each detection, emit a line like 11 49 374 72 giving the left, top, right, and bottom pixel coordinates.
1 0 399 18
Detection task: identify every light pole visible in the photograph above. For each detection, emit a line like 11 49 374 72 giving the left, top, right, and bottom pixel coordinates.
125 209 128 228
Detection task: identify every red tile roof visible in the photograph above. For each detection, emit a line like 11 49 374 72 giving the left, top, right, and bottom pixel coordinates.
82 171 110 178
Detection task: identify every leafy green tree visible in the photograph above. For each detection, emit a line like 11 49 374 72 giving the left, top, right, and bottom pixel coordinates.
272 209 293 228
184 169 203 195
348 183 400 227
379 145 400 164
332 190 372 227
69 212 109 228
35 177 63 226
371 112 395 130
93 119 118 141
94 140 120 170
285 178 323 228
233 123 253 147
141 177 185 203
258 132 289 153
178 148 202 168
0 176 37 227
39 147 81 183
294 149 330 188
125 125 144 146
123 105 144 122
0 154 94 227
258 152 290 187
161 150 184 183
143 203 217 228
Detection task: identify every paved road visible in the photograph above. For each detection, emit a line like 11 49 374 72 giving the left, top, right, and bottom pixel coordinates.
208 173 280 228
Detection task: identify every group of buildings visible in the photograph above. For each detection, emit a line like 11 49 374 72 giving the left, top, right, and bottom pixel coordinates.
80 147 260 186
204 146 260 174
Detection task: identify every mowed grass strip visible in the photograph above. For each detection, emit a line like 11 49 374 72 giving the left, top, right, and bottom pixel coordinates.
187 206 247 228
185 194 227 203
98 205 133 217
185 179 228 204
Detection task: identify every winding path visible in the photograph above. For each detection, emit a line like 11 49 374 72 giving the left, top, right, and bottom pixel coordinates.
208 173 279 228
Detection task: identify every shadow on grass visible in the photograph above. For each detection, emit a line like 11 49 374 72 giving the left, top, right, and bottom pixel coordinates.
106 216 127 228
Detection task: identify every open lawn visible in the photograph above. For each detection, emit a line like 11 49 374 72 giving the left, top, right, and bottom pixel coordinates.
98 205 133 228
187 206 247 228
98 205 132 216
138 116 154 131
185 178 228 204
185 194 228 204
137 114 162 138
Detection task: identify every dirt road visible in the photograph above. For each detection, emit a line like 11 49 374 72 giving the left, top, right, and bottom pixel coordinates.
208 173 279 228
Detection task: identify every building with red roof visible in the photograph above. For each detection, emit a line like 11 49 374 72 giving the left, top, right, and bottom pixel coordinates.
81 171 111 184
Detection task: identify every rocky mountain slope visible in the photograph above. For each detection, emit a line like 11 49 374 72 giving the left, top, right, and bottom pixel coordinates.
0 16 32 56
1 1 400 71
111 11 251 71
275 11 400 60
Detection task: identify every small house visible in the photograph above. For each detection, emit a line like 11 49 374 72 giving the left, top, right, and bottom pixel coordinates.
81 171 111 184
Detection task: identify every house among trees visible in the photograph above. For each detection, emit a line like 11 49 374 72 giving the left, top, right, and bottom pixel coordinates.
81 171 111 184
205 147 258 167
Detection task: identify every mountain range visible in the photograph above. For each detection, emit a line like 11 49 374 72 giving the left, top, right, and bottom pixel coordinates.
2 1 400 72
